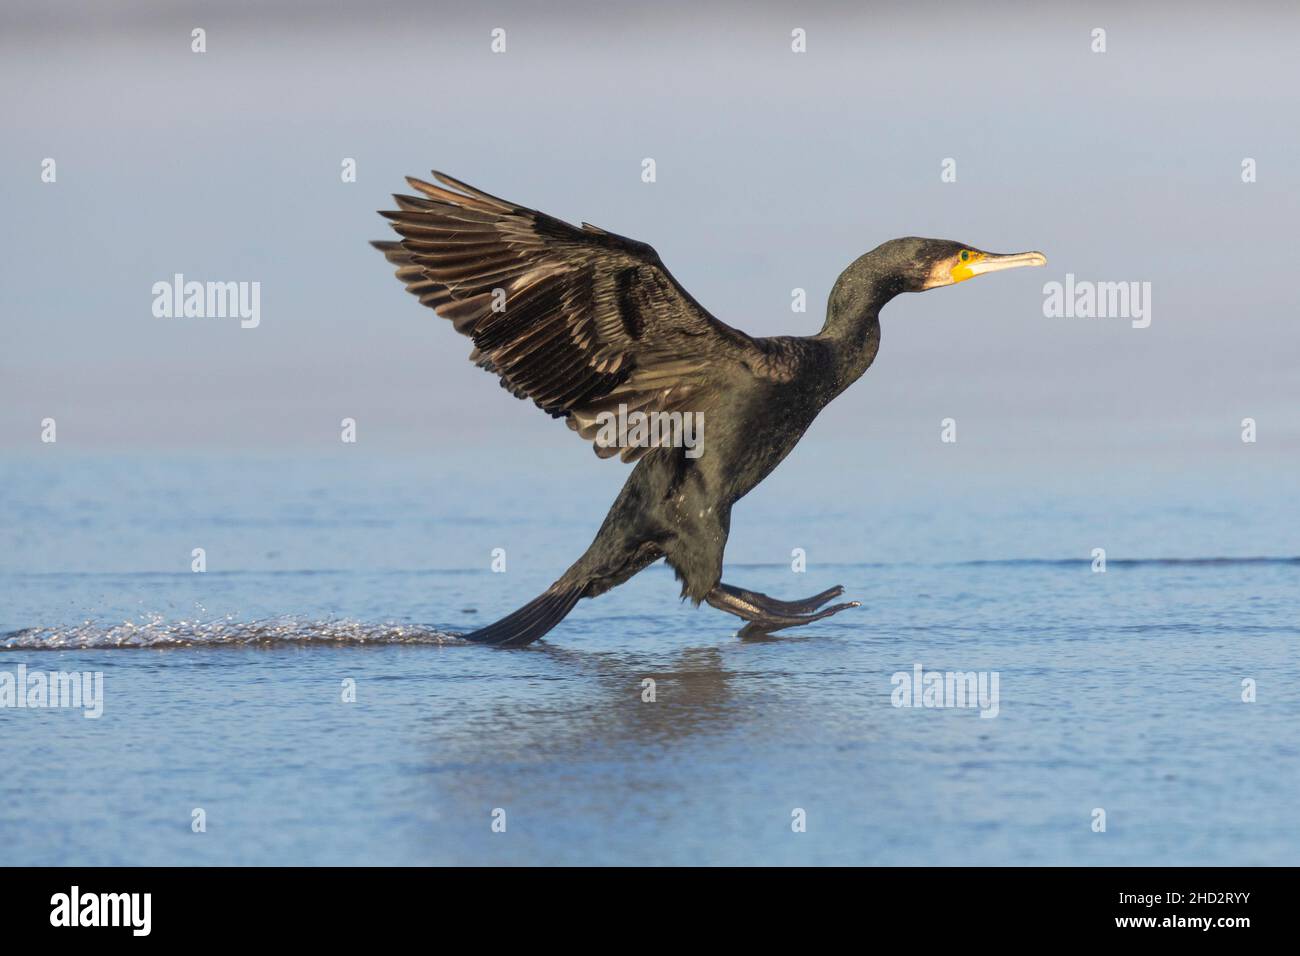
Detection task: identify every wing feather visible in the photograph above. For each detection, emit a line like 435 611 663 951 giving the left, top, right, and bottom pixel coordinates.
373 171 767 460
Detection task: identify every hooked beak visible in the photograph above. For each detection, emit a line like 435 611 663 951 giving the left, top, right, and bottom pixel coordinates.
965 250 1048 277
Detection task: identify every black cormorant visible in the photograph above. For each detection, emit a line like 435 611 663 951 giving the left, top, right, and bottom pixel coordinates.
373 172 1045 645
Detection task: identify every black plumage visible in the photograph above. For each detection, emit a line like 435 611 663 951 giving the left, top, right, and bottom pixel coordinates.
374 171 1045 644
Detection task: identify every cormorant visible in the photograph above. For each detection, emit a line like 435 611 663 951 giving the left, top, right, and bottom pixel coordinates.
373 172 1045 645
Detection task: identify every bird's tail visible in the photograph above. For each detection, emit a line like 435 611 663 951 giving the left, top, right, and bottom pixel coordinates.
461 582 585 647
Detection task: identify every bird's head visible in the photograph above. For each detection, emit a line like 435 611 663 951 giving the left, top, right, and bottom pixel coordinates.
869 237 1047 293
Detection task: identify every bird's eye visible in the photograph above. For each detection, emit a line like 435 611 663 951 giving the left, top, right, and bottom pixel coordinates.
960 250 970 261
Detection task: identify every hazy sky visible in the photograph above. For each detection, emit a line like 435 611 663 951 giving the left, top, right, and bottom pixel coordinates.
2 1 1297 484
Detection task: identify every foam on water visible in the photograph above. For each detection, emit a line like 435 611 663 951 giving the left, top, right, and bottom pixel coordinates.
0 615 462 650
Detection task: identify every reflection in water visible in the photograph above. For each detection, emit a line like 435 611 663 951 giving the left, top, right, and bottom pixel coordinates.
539 643 739 746
408 640 762 861
429 642 743 763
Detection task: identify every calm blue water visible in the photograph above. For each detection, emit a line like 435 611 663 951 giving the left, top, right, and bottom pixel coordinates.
1 452 1297 865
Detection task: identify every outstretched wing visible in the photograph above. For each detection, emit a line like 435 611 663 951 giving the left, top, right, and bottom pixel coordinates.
373 171 764 461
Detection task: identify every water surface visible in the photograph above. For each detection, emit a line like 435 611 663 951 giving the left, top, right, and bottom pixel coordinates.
1 454 1296 865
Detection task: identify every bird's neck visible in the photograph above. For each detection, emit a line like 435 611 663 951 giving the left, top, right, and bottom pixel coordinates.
817 266 901 388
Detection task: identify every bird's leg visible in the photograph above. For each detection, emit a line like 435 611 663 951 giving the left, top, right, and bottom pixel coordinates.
715 582 848 616
705 582 860 636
